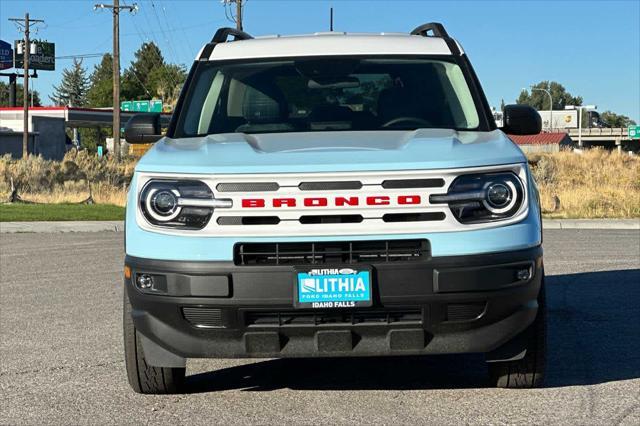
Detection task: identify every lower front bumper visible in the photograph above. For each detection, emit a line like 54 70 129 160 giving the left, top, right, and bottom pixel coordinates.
125 246 543 366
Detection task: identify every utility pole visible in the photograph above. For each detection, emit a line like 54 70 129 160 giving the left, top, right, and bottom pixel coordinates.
94 1 137 161
223 0 244 31
330 7 334 31
236 0 243 31
9 13 45 158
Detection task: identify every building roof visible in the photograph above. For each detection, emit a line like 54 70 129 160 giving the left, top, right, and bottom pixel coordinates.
204 33 459 61
0 106 171 129
508 132 572 145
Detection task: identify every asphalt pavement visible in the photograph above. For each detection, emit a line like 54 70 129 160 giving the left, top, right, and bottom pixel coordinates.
1 229 639 425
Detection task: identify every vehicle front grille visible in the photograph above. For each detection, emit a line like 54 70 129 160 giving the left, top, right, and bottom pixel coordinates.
245 309 423 327
234 239 429 265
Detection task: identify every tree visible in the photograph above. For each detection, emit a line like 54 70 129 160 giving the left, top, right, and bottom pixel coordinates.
149 63 187 107
517 81 583 110
0 82 41 107
500 98 506 112
86 53 114 108
50 58 90 107
600 111 636 128
121 42 187 107
121 42 164 101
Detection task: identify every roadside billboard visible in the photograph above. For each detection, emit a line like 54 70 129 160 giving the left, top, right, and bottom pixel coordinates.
0 40 13 70
13 40 55 71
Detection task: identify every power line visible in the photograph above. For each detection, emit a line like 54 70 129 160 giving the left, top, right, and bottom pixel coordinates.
123 1 182 94
56 53 108 60
222 0 245 31
148 0 180 66
160 1 195 62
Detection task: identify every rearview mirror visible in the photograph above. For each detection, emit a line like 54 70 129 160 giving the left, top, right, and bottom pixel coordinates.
124 113 163 144
501 105 542 135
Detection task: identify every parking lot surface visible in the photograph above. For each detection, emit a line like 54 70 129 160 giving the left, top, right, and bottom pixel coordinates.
1 229 639 425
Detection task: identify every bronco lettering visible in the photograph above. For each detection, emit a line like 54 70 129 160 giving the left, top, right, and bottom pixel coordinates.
241 195 423 208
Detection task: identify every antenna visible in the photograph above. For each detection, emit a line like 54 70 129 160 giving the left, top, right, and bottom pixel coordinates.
330 7 333 31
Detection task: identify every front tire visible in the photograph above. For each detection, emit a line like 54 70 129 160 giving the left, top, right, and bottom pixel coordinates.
488 276 546 388
123 290 186 394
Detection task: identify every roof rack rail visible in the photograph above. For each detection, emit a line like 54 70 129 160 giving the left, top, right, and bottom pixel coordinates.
198 27 253 60
410 22 449 38
211 27 253 43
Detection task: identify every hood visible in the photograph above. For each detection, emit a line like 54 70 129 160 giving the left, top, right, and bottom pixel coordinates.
135 129 525 174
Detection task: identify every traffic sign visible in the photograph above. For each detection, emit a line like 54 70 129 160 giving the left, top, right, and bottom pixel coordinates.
150 100 163 113
628 125 640 140
120 101 132 111
133 100 150 112
121 99 163 113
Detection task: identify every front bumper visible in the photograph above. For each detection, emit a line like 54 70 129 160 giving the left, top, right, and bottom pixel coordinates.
125 245 543 366
125 247 542 366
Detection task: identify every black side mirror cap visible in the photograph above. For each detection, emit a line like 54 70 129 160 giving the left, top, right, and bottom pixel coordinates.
124 113 163 144
501 104 542 135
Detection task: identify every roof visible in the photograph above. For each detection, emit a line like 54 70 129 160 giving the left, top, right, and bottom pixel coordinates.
203 33 459 61
508 132 572 145
0 106 171 129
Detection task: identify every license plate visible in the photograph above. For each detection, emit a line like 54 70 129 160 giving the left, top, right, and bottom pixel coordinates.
294 267 372 309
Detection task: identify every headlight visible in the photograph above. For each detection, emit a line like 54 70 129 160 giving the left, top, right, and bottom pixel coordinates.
430 172 525 224
139 180 231 229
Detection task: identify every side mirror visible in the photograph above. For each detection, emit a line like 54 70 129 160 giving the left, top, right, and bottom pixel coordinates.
501 104 542 135
124 113 163 144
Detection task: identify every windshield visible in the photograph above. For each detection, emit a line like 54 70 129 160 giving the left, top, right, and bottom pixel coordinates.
175 57 481 137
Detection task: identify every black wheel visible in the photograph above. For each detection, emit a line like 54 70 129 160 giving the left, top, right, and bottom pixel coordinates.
488 275 546 388
123 290 185 394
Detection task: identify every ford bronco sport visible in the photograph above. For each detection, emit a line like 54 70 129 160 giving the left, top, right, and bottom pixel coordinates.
123 23 545 394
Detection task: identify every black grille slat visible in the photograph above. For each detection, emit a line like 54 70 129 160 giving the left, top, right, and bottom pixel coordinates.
246 309 422 326
216 182 280 192
298 181 363 191
383 212 446 222
234 239 429 265
182 307 223 328
299 215 363 224
217 216 280 225
381 178 445 189
445 303 486 322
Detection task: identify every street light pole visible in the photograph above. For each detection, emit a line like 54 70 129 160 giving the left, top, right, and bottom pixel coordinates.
531 87 553 131
94 1 137 161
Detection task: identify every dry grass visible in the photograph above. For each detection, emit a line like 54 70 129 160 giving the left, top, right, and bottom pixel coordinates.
528 149 640 218
0 151 135 207
1 149 638 218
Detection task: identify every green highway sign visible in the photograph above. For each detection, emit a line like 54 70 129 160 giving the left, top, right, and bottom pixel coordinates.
150 100 163 113
628 125 640 140
133 100 150 112
121 99 163 113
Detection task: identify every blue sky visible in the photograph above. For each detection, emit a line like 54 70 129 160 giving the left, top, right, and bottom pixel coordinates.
1 0 639 121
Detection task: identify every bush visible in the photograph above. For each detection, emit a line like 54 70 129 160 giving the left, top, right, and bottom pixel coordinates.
0 151 136 206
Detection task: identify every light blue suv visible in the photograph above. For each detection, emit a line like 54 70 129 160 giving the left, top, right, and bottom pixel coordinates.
123 23 545 393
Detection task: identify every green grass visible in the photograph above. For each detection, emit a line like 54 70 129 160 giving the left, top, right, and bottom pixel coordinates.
0 203 125 222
